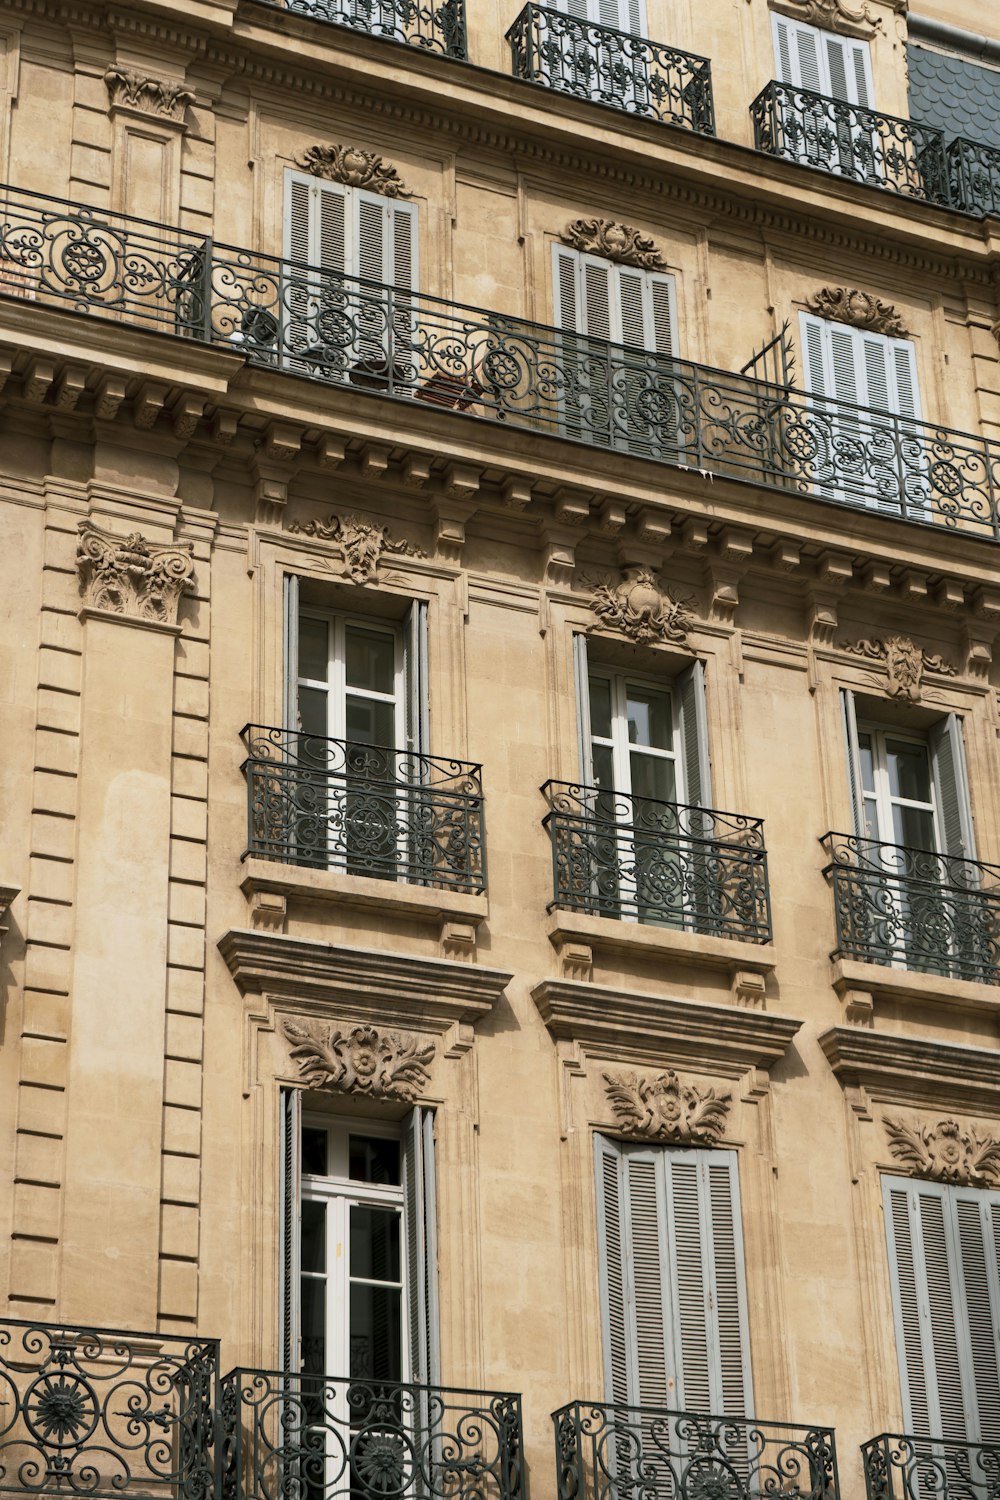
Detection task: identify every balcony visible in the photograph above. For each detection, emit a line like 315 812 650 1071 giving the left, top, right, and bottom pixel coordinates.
222 1369 523 1500
863 1434 1000 1500
255 0 467 59
542 781 772 942
821 832 1000 985
948 138 1000 217
553 1401 840 1500
4 185 1000 540
0 1319 219 1500
506 5 714 134
241 726 486 895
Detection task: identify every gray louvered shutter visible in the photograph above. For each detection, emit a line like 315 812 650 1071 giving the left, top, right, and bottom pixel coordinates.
954 1192 1000 1443
278 1087 302 1372
284 574 300 731
553 245 581 332
824 30 873 105
930 715 976 860
675 661 712 808
403 1107 440 1386
574 634 594 782
595 1135 636 1403
840 689 865 837
405 600 429 756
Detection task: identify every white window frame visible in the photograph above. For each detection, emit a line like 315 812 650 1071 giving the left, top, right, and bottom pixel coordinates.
857 723 941 853
297 609 405 746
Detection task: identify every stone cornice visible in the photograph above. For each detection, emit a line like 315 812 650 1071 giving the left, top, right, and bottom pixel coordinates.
820 1026 1000 1115
532 978 802 1074
218 928 512 1032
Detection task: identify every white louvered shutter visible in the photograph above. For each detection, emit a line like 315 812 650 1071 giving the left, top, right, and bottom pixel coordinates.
674 661 712 809
595 1135 636 1403
955 1194 1000 1443
404 600 429 756
573 634 594 783
627 1150 673 1407
283 574 300 731
772 14 823 92
823 31 873 106
929 715 977 861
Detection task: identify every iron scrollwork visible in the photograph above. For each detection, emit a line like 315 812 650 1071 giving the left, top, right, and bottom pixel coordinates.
260 0 467 58
862 1434 1000 1500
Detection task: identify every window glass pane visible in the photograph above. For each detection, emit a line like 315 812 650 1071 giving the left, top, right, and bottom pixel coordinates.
588 675 613 739
346 696 396 747
345 626 396 695
592 743 615 792
301 1277 326 1376
301 1200 326 1274
862 796 880 842
349 1136 401 1186
629 752 676 805
626 686 672 750
886 739 932 803
858 732 875 795
893 804 935 852
298 616 329 684
349 1284 402 1381
350 1205 402 1282
298 686 328 739
302 1127 328 1177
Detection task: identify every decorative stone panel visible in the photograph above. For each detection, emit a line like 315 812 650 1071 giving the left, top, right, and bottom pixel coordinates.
804 286 909 336
282 1019 435 1101
287 512 426 583
104 66 195 123
883 1114 1000 1188
839 633 957 701
560 218 668 271
603 1068 732 1144
586 567 694 648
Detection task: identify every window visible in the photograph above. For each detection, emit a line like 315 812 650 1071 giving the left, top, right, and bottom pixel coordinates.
771 14 876 178
280 1092 439 1384
552 244 679 458
595 1136 753 1412
799 313 925 513
547 0 648 108
883 1175 1000 1447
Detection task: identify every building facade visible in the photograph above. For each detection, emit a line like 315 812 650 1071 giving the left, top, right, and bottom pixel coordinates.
2 0 1000 1499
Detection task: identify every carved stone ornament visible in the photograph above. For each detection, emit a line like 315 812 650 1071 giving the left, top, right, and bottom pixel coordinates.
560 218 667 272
805 287 909 338
588 566 694 648
770 0 882 37
884 1115 1000 1189
287 512 426 584
840 634 957 702
104 65 195 122
282 1019 435 1102
76 522 195 625
294 144 412 198
604 1069 732 1145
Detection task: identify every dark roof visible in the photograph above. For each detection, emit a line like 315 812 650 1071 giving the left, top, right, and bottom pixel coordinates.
907 43 1000 149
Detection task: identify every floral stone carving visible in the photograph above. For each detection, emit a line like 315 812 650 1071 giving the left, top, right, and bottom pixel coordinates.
588 567 694 647
805 287 908 337
287 512 426 583
104 65 195 121
282 1020 435 1102
560 219 667 271
294 144 412 198
840 634 956 702
76 522 195 625
771 0 881 37
604 1069 732 1145
884 1115 1000 1189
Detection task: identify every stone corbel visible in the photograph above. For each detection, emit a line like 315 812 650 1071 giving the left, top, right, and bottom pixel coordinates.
0 885 18 944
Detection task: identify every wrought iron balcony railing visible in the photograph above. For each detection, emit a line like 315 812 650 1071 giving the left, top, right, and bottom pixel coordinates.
241 725 486 894
506 4 714 133
4 184 1000 539
862 1433 1000 1500
553 1401 840 1500
948 137 1000 218
751 82 950 205
256 0 466 58
0 1319 219 1500
821 832 1000 984
542 780 772 941
221 1370 523 1500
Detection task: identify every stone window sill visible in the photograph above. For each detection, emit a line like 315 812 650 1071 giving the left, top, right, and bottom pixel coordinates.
831 955 1000 1023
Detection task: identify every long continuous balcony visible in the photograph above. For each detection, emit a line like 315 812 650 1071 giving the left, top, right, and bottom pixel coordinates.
255 0 467 58
241 726 486 894
3 185 1000 540
542 781 772 941
506 5 714 134
0 1319 219 1500
821 832 1000 985
222 1370 523 1500
553 1401 840 1500
863 1434 1000 1500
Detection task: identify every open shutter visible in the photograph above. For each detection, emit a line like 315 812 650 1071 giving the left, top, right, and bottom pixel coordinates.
930 715 977 860
800 313 830 398
595 1136 631 1403
284 574 300 731
773 14 824 92
840 689 865 837
278 1087 302 1372
675 660 712 809
573 635 594 782
404 600 429 755
403 1106 440 1385
553 245 581 332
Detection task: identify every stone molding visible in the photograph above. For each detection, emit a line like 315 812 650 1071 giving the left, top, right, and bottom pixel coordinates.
287 511 426 583
805 287 909 336
604 1068 731 1144
76 521 194 625
560 218 668 271
820 1026 1000 1114
294 144 412 197
104 65 195 122
883 1114 1000 1189
769 0 883 39
532 978 801 1074
586 567 694 648
839 633 957 701
282 1018 435 1101
219 930 512 1033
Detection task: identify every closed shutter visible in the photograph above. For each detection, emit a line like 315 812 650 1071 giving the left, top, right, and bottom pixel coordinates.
840 689 865 838
929 715 977 860
674 660 712 809
823 31 873 106
772 13 872 102
772 14 823 92
278 1087 302 1372
403 1107 440 1386
404 600 429 756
